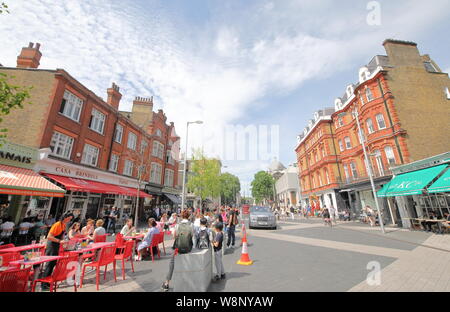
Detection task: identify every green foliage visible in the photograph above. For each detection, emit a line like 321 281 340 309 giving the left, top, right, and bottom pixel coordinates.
0 73 32 144
186 149 222 201
251 171 274 204
219 172 241 206
0 2 9 14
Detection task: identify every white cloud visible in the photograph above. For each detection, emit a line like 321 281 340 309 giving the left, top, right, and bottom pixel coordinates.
1 0 449 188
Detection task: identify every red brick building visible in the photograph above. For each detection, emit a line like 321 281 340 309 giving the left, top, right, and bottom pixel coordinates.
295 40 450 224
0 42 180 223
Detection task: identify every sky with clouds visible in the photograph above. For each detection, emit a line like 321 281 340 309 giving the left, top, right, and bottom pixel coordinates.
0 0 449 195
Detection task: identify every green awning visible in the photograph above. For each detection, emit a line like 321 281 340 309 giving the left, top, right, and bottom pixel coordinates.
377 164 447 197
427 167 450 193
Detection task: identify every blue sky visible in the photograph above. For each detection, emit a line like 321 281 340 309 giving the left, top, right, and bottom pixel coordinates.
1 0 449 195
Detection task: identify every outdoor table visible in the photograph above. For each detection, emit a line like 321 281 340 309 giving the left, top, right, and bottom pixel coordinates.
10 255 63 283
124 234 145 258
69 242 115 286
0 244 46 254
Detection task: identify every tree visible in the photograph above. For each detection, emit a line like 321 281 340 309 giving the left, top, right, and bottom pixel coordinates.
219 172 241 206
0 2 9 14
186 149 221 207
0 3 32 145
251 171 274 204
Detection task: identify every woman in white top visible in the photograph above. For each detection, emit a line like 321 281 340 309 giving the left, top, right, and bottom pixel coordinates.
120 218 135 236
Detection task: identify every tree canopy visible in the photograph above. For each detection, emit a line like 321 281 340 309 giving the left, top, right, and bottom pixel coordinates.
186 149 221 201
251 171 275 204
219 172 241 206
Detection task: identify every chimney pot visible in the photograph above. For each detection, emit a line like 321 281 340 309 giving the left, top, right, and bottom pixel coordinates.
28 42 33 48
17 42 42 69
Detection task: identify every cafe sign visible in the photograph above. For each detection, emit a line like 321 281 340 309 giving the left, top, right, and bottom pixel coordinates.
0 142 38 169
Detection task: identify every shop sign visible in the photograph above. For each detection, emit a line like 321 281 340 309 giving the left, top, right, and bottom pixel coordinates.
0 142 38 169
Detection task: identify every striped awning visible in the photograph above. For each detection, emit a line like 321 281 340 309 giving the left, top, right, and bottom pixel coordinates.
0 164 66 197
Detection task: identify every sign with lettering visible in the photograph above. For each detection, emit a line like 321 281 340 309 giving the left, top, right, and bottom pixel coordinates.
38 156 140 189
0 142 38 169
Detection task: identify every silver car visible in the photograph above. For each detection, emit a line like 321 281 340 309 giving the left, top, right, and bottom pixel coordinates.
249 206 277 229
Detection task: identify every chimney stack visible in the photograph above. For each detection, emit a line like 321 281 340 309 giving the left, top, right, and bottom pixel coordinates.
107 82 122 110
17 42 42 69
130 96 154 132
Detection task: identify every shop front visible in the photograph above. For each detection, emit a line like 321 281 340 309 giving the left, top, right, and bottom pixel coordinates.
0 142 65 223
377 159 450 229
37 149 151 223
162 187 181 214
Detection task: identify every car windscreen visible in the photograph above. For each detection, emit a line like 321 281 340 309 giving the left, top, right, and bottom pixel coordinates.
250 206 270 213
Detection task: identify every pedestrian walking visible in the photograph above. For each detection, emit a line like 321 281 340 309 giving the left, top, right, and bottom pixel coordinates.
226 209 238 248
107 207 118 234
161 210 194 291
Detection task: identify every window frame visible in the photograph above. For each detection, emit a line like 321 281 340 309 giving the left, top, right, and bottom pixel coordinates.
366 118 375 134
114 124 124 144
344 136 352 149
81 143 100 167
109 154 119 172
127 132 137 150
123 159 134 176
375 113 387 130
49 131 75 160
89 108 106 135
59 90 83 122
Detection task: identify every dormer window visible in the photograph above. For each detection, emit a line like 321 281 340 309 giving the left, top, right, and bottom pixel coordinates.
314 112 320 121
359 67 370 83
335 99 343 111
346 85 354 97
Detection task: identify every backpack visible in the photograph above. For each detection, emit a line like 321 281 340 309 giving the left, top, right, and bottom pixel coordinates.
196 229 210 249
174 222 193 254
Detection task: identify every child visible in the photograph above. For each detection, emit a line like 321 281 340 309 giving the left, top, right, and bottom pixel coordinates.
213 222 225 281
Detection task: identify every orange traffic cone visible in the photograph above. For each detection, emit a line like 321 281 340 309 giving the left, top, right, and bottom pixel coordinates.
237 231 253 266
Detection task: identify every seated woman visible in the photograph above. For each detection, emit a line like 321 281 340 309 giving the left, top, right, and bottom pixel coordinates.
92 219 106 241
81 219 95 240
120 218 135 237
136 218 160 261
159 213 169 231
68 222 81 239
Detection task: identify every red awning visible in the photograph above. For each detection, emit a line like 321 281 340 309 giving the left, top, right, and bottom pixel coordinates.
42 174 151 198
0 165 65 197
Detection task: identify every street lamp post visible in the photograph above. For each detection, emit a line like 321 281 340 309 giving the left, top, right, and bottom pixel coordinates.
181 121 203 212
341 109 385 234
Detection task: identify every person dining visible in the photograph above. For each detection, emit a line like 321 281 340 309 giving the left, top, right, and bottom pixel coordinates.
41 212 74 291
0 216 15 244
81 219 95 238
135 218 160 261
68 222 81 239
92 219 106 241
120 218 136 237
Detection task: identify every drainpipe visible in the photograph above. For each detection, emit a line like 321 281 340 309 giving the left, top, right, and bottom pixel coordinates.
377 78 404 164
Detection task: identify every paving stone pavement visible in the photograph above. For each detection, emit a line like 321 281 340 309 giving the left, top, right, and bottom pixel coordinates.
52 217 450 292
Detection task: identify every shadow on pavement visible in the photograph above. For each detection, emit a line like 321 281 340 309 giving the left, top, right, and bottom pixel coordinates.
208 272 251 292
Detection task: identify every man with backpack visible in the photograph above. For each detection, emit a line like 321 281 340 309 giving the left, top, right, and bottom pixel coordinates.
161 209 195 291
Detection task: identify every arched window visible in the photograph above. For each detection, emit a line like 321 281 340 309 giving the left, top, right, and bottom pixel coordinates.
384 146 396 166
344 136 352 149
317 172 323 187
324 169 330 185
376 114 386 129
338 140 344 152
366 118 375 134
365 87 374 102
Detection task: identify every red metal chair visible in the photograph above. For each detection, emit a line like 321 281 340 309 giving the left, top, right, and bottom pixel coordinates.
94 234 107 243
0 252 21 268
114 240 134 280
31 255 78 292
0 244 14 250
80 245 117 290
115 233 125 249
0 267 31 292
149 233 161 262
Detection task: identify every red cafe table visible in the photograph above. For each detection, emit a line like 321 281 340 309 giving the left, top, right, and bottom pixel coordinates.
10 255 63 285
0 244 46 255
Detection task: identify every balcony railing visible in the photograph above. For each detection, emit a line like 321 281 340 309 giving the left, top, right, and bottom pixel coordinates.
338 168 393 185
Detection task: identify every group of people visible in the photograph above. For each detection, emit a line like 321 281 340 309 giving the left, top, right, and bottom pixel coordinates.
420 211 450 234
161 208 233 291
0 212 56 245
